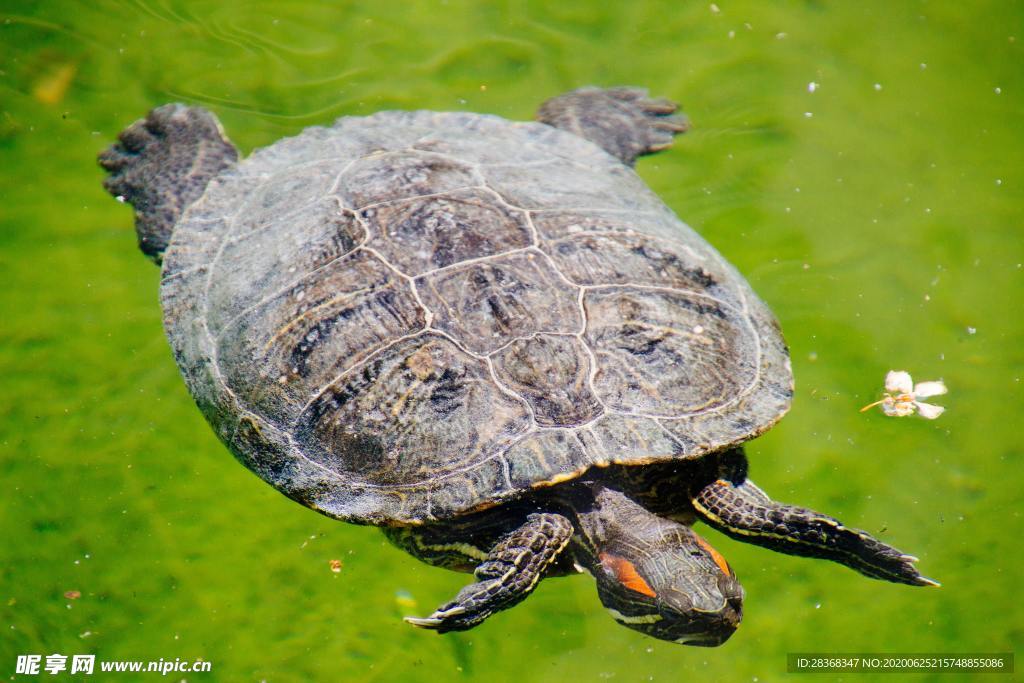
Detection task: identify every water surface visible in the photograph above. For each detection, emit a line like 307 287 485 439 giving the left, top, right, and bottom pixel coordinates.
1 2 1021 681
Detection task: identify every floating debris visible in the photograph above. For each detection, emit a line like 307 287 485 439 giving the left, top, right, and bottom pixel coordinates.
64 590 81 600
394 589 417 609
32 61 77 105
328 559 343 573
860 370 947 419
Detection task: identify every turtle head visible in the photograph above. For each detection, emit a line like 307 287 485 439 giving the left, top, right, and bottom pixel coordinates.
575 485 744 646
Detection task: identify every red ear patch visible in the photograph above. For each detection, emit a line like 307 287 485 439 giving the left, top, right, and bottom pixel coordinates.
598 552 657 598
694 535 733 577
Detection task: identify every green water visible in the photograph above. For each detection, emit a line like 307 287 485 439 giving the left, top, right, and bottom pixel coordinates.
2 2 1021 681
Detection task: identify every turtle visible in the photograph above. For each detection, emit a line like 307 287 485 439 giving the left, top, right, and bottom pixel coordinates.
99 86 936 646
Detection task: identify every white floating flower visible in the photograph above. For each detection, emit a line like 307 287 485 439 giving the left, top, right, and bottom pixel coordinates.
860 370 947 419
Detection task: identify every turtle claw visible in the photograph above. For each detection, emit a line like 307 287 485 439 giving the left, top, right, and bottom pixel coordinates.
888 551 940 588
404 605 471 632
116 120 156 153
639 96 679 114
97 147 132 172
405 602 470 631
435 605 467 617
653 117 691 133
859 542 940 588
404 615 444 628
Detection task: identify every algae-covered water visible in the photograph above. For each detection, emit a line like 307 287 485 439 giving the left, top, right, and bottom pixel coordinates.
2 2 1021 681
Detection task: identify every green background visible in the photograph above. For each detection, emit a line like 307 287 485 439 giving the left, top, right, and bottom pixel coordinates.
1 1 1021 681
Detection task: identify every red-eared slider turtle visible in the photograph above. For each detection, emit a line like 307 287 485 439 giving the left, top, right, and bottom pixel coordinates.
100 87 935 646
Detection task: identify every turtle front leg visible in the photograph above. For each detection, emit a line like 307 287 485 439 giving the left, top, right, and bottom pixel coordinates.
691 450 939 587
405 512 574 632
536 87 689 166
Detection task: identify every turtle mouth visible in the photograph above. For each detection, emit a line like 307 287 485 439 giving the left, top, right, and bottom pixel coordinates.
665 604 742 646
654 585 743 646
604 593 743 646
674 632 735 647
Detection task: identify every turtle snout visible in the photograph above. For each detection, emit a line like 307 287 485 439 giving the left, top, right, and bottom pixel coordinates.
689 586 744 646
656 576 744 646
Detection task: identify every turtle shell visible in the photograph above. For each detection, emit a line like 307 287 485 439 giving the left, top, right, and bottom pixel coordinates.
160 110 793 525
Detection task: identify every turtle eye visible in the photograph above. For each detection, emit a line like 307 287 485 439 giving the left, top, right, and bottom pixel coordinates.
598 552 657 598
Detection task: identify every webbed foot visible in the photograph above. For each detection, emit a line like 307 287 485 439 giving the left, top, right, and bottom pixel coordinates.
99 104 237 263
536 86 689 166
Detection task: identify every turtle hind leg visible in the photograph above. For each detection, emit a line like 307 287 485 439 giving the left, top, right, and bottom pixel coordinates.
98 104 238 264
536 87 689 166
405 512 574 633
691 450 939 587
